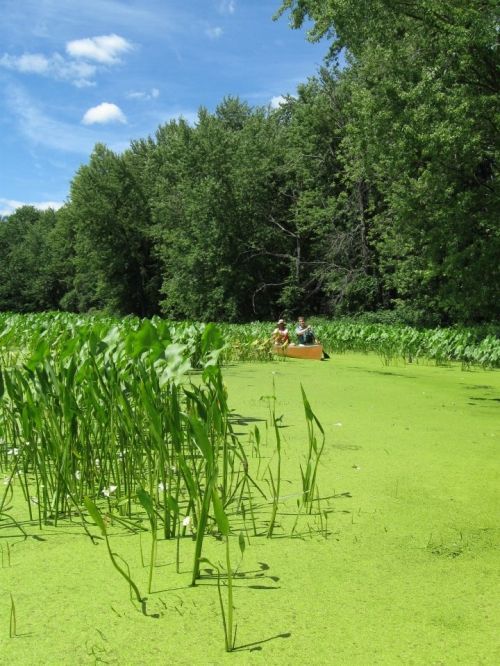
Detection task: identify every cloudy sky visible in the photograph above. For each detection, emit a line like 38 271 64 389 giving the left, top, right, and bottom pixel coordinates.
0 0 326 216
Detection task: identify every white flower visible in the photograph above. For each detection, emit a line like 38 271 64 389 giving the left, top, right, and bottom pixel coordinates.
182 515 191 527
7 448 19 456
158 482 168 492
102 484 117 497
75 471 81 480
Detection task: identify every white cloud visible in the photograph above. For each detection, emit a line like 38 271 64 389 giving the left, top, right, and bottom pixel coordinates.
82 102 126 125
127 87 160 101
0 198 64 217
1 33 132 87
66 34 133 64
49 53 97 87
0 51 97 87
270 95 287 109
127 91 147 100
0 53 50 74
6 85 120 155
205 26 223 39
218 1 236 14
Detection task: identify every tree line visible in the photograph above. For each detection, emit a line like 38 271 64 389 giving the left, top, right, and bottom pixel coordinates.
0 0 497 325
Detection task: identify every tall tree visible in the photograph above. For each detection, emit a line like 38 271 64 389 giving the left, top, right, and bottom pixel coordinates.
150 99 289 320
278 0 499 322
0 206 60 311
68 143 160 315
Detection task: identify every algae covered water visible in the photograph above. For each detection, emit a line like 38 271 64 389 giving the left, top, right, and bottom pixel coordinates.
1 353 499 664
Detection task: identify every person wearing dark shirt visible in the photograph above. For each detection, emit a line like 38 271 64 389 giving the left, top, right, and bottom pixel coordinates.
295 316 316 345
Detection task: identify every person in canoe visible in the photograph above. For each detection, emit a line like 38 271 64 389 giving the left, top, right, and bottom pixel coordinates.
272 318 290 345
295 316 317 345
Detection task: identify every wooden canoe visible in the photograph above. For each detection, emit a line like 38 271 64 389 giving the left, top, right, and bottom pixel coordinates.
272 343 324 360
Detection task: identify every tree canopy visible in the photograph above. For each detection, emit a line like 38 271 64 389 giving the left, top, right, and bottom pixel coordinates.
0 2 498 324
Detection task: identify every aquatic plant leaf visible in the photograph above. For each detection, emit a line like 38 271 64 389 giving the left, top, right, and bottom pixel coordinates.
25 339 50 371
212 489 230 537
137 487 156 524
84 496 106 535
189 414 213 465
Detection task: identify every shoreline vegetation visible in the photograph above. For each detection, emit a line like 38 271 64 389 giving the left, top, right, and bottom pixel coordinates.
1 312 498 369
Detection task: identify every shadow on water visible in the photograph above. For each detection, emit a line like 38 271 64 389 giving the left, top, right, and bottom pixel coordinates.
194 580 281 590
233 632 292 653
363 369 417 379
199 561 279 588
463 384 494 390
229 413 267 426
468 396 500 403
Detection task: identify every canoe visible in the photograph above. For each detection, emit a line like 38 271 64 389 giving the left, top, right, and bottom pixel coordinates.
272 343 324 360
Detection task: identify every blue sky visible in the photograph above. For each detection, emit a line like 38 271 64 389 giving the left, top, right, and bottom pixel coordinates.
0 0 326 216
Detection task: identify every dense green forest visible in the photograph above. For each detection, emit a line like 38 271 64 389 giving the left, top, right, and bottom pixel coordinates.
0 0 498 325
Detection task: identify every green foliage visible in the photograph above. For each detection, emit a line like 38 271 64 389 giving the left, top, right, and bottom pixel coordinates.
220 318 500 369
0 207 63 312
69 143 160 315
0 2 498 324
0 313 331 652
148 100 289 320
277 0 499 323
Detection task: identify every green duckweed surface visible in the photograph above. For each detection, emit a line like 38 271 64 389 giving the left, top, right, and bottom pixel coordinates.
1 353 499 665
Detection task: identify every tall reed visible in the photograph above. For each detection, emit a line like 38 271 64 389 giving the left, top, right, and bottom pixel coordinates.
0 314 330 652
